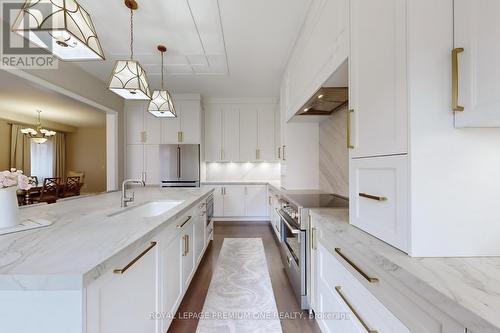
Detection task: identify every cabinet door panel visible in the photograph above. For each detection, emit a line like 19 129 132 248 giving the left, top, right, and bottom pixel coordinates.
144 111 162 144
454 0 500 127
213 186 224 217
245 185 268 217
144 145 160 185
161 233 183 330
162 117 180 144
239 108 258 161
181 221 195 289
126 145 144 180
223 186 246 217
194 212 205 264
205 109 222 161
86 242 158 333
125 102 144 145
257 110 275 161
350 0 407 157
180 101 201 144
222 109 240 162
350 155 409 252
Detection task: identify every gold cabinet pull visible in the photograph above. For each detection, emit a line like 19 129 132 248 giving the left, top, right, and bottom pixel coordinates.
335 248 379 283
177 131 183 142
185 235 189 255
359 193 387 201
182 235 187 256
256 149 260 160
220 149 224 161
278 146 281 159
452 48 465 112
282 145 286 161
335 286 378 333
176 216 192 229
114 242 157 274
347 109 354 149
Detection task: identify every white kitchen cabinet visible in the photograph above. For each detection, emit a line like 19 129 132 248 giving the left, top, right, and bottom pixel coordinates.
125 102 144 145
239 108 258 161
161 98 202 144
144 111 162 144
244 185 268 217
257 110 275 161
160 230 183 330
181 218 195 289
86 240 159 333
126 145 144 180
349 155 409 252
275 108 281 161
453 0 500 127
213 185 224 217
194 205 206 265
144 145 160 185
223 186 246 217
222 109 240 162
204 109 222 161
349 0 408 158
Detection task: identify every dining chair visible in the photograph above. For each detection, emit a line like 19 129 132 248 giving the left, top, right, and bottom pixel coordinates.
61 176 82 198
36 177 62 204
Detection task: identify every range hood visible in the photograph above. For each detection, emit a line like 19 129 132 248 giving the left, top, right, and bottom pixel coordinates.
298 87 348 116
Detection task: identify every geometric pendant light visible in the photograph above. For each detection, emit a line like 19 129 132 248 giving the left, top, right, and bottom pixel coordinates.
11 0 105 61
108 0 151 100
148 45 176 118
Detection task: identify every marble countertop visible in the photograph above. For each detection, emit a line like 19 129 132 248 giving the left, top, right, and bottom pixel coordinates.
0 187 214 291
310 208 500 332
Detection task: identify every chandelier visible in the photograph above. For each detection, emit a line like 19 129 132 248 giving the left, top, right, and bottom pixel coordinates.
11 0 105 61
148 45 176 118
21 110 57 144
108 0 151 100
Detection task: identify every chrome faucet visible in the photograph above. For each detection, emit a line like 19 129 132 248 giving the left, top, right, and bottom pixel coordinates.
121 179 145 207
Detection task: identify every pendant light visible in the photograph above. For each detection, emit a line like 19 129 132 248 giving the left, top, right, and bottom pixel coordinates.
148 45 177 118
12 0 105 61
108 0 151 100
21 110 57 144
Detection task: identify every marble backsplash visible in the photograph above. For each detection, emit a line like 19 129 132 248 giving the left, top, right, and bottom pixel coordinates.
204 162 280 182
319 108 349 197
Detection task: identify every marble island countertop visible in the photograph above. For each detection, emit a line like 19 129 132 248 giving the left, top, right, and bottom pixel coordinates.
0 187 214 291
311 208 500 332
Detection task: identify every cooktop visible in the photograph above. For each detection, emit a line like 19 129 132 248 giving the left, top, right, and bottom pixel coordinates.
284 193 349 209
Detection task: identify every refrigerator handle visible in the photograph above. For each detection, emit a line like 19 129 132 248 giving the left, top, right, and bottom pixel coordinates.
177 146 181 179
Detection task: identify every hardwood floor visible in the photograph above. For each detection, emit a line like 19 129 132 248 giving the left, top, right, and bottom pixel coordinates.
167 221 321 333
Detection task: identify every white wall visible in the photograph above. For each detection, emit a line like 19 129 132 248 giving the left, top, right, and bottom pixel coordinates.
409 0 500 256
205 162 280 182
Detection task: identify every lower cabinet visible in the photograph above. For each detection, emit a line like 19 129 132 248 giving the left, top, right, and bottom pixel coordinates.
86 198 210 333
213 184 268 218
268 191 281 238
86 240 159 333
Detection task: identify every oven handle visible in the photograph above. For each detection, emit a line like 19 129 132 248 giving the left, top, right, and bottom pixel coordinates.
275 209 301 234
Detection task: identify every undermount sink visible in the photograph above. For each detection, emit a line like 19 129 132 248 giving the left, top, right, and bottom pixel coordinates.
108 201 183 218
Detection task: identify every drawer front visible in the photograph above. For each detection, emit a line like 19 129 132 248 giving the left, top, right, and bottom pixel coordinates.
318 243 411 333
349 155 409 252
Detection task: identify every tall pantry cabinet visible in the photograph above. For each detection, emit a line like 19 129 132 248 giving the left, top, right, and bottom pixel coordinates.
348 0 500 256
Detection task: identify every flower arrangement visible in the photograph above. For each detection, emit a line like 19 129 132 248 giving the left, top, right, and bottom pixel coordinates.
0 169 32 190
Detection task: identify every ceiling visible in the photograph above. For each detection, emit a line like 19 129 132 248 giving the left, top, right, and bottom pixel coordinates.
76 0 311 98
0 71 106 128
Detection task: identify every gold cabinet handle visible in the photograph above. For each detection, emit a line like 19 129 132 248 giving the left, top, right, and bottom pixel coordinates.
359 193 387 201
178 131 184 142
182 235 187 256
278 146 281 159
282 145 286 161
347 109 354 149
176 216 192 229
311 227 317 250
220 149 224 161
335 286 378 333
186 234 189 255
452 47 465 112
114 242 157 274
335 248 379 283
256 149 260 160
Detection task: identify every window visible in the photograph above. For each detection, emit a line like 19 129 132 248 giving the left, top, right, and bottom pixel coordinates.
30 140 54 182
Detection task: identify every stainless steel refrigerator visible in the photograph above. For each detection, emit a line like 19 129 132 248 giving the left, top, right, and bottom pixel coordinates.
159 144 200 187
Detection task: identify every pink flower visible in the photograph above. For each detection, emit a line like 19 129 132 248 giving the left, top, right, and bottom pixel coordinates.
0 169 32 190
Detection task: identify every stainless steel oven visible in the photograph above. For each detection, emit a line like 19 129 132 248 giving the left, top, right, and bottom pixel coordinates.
276 201 307 309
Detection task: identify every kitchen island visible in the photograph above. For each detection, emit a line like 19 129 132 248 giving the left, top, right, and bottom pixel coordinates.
0 186 214 333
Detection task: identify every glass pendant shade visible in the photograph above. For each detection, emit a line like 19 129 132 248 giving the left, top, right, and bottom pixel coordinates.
148 90 176 117
12 0 105 60
109 60 151 100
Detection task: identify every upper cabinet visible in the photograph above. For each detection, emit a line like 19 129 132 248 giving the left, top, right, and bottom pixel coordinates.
162 98 202 144
283 0 349 121
203 100 278 162
349 0 408 158
453 0 500 128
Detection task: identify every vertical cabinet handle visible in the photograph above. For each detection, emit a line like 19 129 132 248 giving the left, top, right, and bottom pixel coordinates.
182 235 187 256
452 47 465 112
311 227 317 250
347 109 354 149
282 146 286 161
256 149 261 160
186 235 189 255
178 131 184 142
278 146 281 159
335 286 378 333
